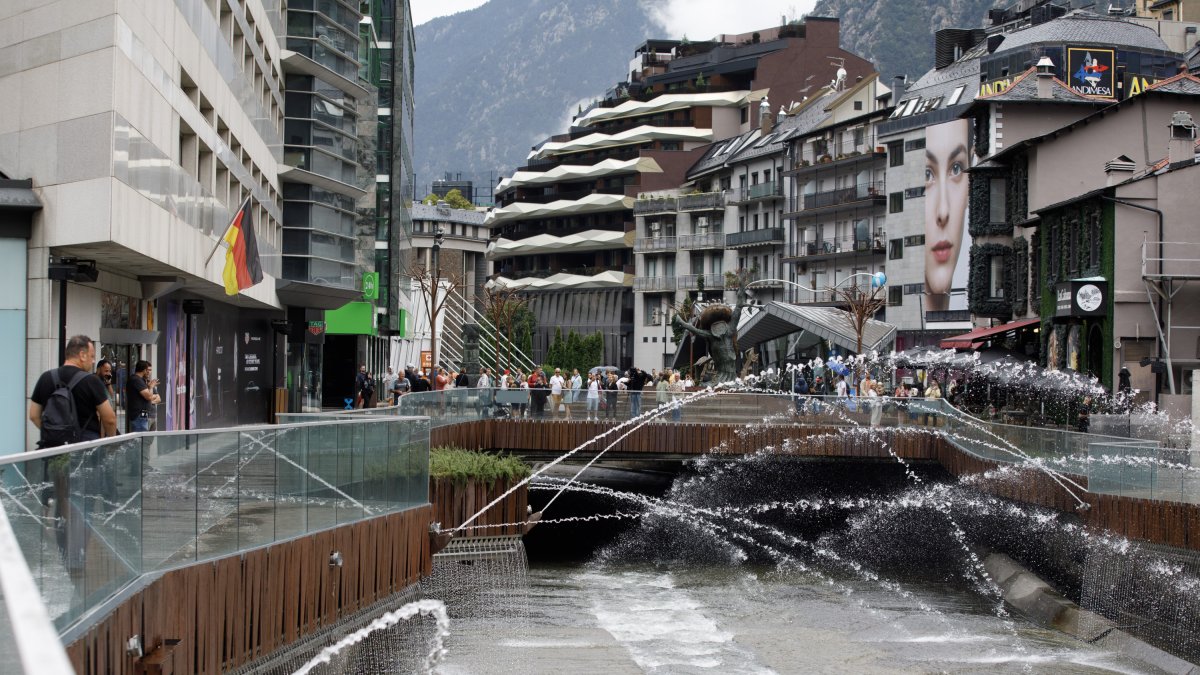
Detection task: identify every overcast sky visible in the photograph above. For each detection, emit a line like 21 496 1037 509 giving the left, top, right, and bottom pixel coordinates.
410 0 818 37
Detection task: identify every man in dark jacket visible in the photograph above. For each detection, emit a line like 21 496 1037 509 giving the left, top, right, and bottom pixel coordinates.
792 371 809 414
626 367 649 418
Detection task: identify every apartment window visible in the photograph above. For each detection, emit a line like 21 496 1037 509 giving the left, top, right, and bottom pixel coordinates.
888 192 904 213
888 141 904 167
853 128 864 146
903 283 924 295
888 286 902 306
763 169 771 183
741 106 749 123
888 238 903 260
989 178 1007 223
854 100 863 111
903 234 925 247
990 256 1006 299
751 172 759 185
904 138 925 152
904 186 925 199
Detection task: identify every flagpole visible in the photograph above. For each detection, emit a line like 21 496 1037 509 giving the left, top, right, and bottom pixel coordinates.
205 196 252 267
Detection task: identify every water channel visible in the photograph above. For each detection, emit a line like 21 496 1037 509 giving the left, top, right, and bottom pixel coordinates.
421 458 1178 674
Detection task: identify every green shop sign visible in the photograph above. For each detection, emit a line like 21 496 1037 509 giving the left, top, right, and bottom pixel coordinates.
363 272 379 300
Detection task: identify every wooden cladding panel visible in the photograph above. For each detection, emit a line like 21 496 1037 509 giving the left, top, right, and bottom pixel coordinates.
429 478 528 537
434 419 943 461
65 505 432 675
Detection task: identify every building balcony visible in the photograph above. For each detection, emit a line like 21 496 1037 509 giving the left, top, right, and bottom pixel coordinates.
633 276 677 292
783 142 884 177
503 185 625 206
729 181 784 204
487 193 632 226
678 232 726 249
677 191 726 211
784 182 886 218
745 274 786 288
633 196 678 215
726 227 784 249
501 265 615 281
633 236 678 253
678 274 725 291
783 236 886 261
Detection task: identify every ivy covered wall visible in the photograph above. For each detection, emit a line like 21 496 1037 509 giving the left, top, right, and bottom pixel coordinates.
968 242 1013 318
1034 196 1117 389
1010 236 1028 316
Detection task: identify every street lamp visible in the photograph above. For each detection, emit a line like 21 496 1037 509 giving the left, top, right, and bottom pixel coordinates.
429 226 445 367
47 257 99 363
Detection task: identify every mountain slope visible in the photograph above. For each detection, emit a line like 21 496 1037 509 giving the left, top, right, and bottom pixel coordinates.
812 0 995 82
412 0 654 198
411 0 997 198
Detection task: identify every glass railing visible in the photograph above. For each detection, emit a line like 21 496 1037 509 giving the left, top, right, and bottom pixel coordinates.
284 390 1198 506
0 506 74 674
312 390 1199 503
0 416 429 634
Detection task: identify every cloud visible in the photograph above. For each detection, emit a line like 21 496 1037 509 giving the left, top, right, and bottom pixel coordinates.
642 0 818 41
410 0 489 26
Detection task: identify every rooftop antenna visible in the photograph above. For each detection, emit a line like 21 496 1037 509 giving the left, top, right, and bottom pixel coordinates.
829 57 847 91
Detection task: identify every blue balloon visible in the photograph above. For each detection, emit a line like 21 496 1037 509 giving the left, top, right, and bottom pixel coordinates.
871 271 887 288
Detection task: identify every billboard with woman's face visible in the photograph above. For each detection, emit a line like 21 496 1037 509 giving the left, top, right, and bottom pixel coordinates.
923 119 973 312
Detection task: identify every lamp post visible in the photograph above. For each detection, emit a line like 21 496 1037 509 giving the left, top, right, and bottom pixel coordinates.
430 226 444 367
47 257 99 363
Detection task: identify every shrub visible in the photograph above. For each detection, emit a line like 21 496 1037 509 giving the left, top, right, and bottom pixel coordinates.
430 446 531 486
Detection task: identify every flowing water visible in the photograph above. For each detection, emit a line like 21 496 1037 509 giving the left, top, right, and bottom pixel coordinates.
299 372 1200 674
432 561 1158 674
417 452 1188 674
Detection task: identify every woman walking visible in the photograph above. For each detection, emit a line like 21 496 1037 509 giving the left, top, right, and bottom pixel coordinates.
586 372 601 420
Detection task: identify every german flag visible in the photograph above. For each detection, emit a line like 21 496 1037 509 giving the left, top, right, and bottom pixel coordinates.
221 197 263 296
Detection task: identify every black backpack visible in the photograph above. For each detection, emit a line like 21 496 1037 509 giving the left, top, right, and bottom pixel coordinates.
40 369 90 447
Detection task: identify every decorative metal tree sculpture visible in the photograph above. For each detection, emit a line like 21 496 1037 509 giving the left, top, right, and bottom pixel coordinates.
830 277 887 355
481 282 528 372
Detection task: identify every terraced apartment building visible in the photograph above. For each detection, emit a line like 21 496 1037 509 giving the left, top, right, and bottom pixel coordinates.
489 18 872 368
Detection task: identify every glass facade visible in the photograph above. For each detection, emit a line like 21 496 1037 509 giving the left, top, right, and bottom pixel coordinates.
361 0 415 334
281 1 363 293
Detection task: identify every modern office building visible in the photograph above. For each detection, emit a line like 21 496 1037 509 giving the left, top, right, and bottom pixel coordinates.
489 18 873 368
279 0 415 409
1 0 414 446
2 0 291 446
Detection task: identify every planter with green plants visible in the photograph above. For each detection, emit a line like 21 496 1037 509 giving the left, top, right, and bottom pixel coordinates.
429 446 532 536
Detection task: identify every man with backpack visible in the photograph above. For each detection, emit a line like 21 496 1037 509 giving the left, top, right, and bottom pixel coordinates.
28 335 117 448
